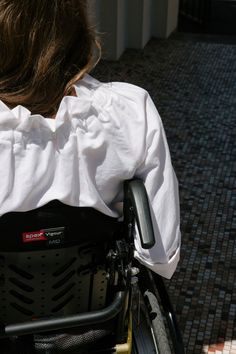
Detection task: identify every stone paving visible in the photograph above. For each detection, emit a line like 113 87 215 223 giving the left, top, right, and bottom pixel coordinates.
94 34 236 354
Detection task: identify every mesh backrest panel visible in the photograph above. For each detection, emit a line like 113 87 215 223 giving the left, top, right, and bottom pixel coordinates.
34 330 112 353
0 242 108 324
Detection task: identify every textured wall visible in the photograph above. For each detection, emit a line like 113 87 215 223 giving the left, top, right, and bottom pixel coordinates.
88 0 179 59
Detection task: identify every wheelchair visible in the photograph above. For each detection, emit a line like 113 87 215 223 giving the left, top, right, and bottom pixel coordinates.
0 179 185 354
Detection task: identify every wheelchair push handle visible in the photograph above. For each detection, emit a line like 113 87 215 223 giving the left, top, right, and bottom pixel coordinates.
124 179 155 249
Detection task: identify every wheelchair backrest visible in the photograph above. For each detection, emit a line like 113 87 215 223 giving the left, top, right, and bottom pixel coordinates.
0 179 155 337
0 201 119 324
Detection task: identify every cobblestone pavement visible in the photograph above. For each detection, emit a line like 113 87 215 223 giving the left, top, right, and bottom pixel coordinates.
94 34 236 354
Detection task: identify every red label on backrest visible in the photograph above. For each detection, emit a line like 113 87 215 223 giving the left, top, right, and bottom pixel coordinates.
22 230 47 243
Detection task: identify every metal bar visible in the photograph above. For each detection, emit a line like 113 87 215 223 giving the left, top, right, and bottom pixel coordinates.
2 292 125 337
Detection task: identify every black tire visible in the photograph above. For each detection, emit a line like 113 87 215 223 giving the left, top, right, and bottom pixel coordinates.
131 292 156 354
132 287 172 354
144 290 172 354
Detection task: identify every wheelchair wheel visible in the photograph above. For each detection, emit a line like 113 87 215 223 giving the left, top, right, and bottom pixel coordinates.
132 288 172 354
144 290 172 354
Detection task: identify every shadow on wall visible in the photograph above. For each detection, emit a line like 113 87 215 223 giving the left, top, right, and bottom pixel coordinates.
178 0 236 35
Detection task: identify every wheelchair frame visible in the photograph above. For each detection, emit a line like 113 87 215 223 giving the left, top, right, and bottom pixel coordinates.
0 179 184 354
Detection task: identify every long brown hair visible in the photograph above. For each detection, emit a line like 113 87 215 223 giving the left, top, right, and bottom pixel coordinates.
0 0 99 117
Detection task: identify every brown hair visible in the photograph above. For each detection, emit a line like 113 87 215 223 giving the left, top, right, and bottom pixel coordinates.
0 0 99 117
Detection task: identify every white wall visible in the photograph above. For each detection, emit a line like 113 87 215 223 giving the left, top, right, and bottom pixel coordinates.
166 0 179 38
89 0 126 59
126 0 152 49
152 0 179 38
89 0 179 60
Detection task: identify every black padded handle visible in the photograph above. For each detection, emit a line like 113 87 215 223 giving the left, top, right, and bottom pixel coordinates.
124 179 155 249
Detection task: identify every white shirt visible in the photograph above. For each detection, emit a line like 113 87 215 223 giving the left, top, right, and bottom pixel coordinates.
0 74 180 279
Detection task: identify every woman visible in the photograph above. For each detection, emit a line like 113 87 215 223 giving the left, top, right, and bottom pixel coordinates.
0 0 180 279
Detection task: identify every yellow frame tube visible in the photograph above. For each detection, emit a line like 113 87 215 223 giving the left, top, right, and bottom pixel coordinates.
115 314 132 354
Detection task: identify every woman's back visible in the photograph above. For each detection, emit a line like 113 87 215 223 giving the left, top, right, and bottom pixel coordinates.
0 1 180 279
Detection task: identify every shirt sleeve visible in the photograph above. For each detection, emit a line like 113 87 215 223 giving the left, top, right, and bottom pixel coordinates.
134 93 181 279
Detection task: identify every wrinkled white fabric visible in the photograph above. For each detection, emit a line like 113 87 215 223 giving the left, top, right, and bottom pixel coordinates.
0 74 180 278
